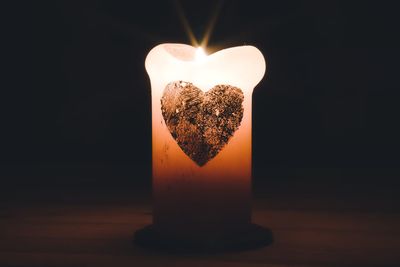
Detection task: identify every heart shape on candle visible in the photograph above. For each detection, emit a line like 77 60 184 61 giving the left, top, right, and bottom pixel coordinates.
161 81 244 166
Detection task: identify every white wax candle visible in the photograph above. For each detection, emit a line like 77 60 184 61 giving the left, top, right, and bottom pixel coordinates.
145 43 266 238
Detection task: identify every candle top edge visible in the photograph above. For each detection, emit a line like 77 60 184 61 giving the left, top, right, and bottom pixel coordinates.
146 43 263 62
145 43 266 90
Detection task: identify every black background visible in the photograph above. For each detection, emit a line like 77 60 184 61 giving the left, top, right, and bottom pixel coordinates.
3 1 400 188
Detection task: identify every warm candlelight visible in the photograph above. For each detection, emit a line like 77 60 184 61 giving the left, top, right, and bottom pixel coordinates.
138 43 270 249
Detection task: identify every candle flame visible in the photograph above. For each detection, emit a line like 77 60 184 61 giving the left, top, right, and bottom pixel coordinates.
195 47 207 62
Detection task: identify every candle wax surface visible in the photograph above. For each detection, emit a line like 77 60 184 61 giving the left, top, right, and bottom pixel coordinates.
145 43 266 236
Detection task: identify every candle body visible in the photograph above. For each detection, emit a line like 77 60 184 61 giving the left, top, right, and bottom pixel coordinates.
145 44 265 238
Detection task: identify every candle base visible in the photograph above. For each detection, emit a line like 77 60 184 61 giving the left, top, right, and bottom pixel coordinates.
133 224 273 253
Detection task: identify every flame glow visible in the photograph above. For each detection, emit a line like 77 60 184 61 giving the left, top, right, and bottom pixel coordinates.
195 47 207 62
174 0 223 49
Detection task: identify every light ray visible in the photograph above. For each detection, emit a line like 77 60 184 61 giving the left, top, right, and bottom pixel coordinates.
200 0 224 48
173 0 224 50
173 0 199 47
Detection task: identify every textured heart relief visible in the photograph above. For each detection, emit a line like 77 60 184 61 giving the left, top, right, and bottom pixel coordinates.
160 81 244 166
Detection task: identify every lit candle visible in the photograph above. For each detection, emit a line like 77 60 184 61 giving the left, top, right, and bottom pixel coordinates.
144 43 266 245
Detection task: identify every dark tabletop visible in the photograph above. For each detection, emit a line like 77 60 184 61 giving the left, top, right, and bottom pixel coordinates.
1 167 399 267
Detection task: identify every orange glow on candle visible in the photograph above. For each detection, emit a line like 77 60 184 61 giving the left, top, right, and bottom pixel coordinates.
145 43 266 238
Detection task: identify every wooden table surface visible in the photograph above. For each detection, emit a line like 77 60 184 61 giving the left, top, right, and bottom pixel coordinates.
1 179 400 267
